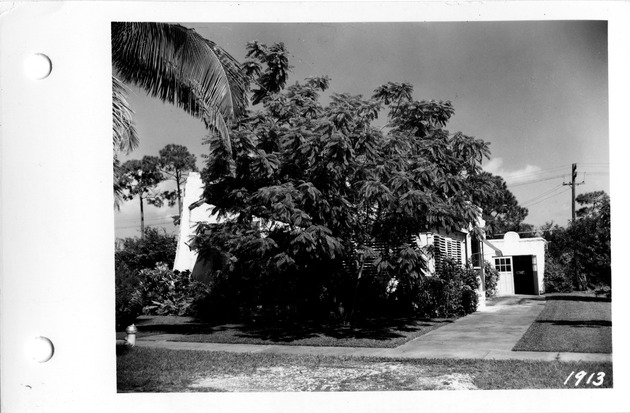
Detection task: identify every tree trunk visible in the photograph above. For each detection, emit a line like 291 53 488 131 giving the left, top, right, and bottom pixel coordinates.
140 195 145 239
349 256 366 322
176 173 182 221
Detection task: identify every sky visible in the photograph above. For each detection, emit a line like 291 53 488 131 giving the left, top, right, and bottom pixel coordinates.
114 21 609 239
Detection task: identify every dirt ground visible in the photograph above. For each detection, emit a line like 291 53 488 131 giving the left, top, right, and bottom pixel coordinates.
189 362 478 392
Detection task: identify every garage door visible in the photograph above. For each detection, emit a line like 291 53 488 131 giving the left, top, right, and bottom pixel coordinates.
494 257 514 295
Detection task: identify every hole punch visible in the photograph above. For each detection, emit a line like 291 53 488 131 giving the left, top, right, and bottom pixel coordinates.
24 53 52 80
26 336 55 363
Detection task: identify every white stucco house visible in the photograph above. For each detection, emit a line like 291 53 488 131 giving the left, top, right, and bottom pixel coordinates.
173 172 220 274
483 231 546 296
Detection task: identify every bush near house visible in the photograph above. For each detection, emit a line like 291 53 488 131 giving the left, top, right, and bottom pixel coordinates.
137 264 210 317
115 227 179 328
483 261 499 298
414 259 480 318
543 255 574 293
116 263 211 328
115 227 177 273
540 191 610 292
115 261 144 329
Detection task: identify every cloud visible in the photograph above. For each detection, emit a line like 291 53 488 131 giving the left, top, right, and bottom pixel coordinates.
483 157 543 185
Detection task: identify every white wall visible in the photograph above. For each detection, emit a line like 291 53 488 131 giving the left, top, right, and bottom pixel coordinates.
483 231 547 295
173 172 219 272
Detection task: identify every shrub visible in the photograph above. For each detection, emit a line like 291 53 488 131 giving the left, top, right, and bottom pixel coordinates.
115 227 178 273
483 261 499 298
415 259 480 318
115 261 144 329
594 285 611 299
461 285 479 314
137 264 209 316
543 255 573 293
188 270 241 323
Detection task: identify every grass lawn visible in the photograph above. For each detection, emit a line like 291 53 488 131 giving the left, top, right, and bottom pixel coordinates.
119 316 453 348
117 346 613 392
513 294 612 353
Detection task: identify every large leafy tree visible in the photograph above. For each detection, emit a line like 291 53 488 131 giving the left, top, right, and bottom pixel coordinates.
158 144 198 223
570 191 611 289
120 156 165 238
469 171 529 238
541 190 611 291
191 43 493 320
111 23 249 208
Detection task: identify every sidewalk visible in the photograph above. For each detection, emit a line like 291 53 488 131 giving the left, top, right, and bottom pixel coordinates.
134 296 612 362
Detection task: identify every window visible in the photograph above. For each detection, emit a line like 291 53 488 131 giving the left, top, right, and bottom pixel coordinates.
434 234 462 266
494 257 512 272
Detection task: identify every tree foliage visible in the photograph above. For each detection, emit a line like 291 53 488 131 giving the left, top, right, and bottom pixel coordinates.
188 42 495 321
119 156 165 236
469 171 529 237
115 227 178 273
158 144 198 223
112 23 249 211
111 22 248 147
541 191 611 291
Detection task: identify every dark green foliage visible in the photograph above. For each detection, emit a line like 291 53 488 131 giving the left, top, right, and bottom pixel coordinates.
115 227 178 273
244 41 291 105
137 264 210 316
483 261 499 298
415 259 480 318
194 42 494 322
543 255 574 293
469 172 530 238
594 285 611 299
158 144 198 223
115 261 144 329
190 270 241 323
115 228 179 327
119 156 167 235
120 156 165 205
540 191 610 292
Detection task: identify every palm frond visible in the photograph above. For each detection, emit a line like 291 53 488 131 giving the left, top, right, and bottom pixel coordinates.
111 22 248 138
113 155 125 210
112 76 139 153
203 106 232 155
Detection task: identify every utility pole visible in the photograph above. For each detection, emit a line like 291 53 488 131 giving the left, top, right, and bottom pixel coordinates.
562 163 586 290
563 163 584 222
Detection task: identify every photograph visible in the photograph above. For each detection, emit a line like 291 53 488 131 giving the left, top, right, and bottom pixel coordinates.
112 20 612 393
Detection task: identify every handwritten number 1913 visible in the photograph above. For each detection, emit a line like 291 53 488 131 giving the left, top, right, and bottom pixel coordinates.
564 371 605 386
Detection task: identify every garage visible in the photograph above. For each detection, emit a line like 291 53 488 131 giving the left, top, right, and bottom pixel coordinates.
484 232 546 296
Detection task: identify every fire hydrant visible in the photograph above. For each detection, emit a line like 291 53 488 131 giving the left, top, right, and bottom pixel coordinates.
124 324 137 347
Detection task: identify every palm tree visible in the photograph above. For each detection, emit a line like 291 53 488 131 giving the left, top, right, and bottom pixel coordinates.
113 76 138 209
111 22 249 208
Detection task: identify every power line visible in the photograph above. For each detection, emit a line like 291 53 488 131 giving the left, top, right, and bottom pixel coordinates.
520 184 564 207
507 168 606 189
523 187 570 208
115 216 175 225
502 165 570 180
508 174 565 188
